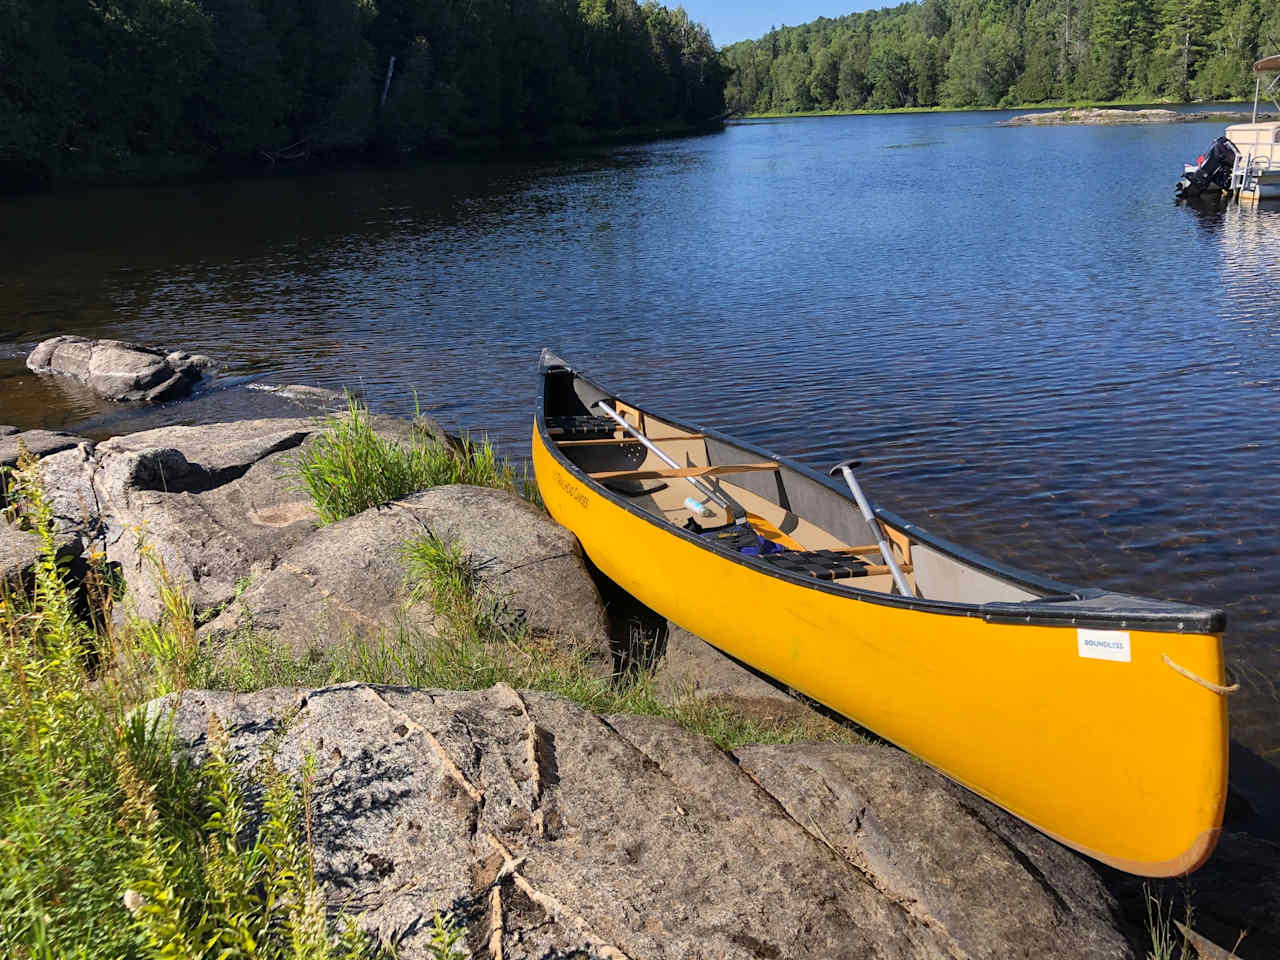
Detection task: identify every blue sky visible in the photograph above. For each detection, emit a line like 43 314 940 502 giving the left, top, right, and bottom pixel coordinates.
683 1 883 48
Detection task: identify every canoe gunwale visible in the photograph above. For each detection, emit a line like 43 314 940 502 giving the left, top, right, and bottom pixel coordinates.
535 352 1226 636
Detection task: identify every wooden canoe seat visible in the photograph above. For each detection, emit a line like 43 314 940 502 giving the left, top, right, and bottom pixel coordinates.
588 461 779 482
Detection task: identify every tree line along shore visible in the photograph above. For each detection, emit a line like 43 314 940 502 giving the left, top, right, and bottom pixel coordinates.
723 0 1280 115
6 0 1280 192
0 0 726 190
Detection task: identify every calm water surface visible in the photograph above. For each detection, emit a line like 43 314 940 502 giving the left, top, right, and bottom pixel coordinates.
2 109 1278 786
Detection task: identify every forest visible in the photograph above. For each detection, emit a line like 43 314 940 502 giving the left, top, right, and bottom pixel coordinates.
0 0 725 189
722 0 1280 114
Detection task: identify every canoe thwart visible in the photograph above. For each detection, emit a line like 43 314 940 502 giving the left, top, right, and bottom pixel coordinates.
588 461 780 482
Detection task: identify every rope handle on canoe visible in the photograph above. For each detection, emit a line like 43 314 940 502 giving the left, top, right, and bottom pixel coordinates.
1162 654 1240 695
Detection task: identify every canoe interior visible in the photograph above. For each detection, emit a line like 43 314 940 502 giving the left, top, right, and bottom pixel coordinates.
544 364 1061 607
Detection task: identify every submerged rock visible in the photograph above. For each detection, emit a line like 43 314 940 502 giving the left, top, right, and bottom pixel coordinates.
26 336 213 402
153 683 1139 960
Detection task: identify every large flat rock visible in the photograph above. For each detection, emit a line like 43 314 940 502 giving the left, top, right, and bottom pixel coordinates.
22 418 321 620
734 742 1133 960
1 428 86 474
153 684 1139 960
13 415 556 632
201 485 610 666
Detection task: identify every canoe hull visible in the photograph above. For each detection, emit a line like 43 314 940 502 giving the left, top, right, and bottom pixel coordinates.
533 424 1227 877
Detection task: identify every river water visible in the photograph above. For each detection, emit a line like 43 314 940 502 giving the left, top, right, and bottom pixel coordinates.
2 108 1278 804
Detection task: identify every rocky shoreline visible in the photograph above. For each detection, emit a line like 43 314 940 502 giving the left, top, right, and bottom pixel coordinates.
4 338 1277 959
1002 107 1275 126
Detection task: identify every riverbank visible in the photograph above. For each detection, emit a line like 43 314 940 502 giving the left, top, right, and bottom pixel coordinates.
737 97 1250 121
0 399 1137 960
3 337 1279 957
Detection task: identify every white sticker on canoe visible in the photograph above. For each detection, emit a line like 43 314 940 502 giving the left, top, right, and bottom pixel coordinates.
1077 628 1131 662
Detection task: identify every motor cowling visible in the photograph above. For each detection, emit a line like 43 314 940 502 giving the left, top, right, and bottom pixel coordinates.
1176 136 1239 198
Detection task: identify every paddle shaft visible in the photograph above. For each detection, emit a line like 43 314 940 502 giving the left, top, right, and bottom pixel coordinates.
835 464 913 596
593 401 739 516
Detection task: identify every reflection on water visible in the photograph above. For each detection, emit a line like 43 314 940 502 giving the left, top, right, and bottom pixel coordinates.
0 113 1278 786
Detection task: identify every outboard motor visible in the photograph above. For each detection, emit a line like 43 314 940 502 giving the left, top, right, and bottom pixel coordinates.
1176 136 1239 198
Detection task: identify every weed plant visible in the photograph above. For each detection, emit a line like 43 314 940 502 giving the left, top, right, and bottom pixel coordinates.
1143 884 1193 960
0 455 398 959
294 397 515 524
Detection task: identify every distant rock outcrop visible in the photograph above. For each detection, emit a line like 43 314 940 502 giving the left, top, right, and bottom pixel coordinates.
26 336 214 402
1002 107 1273 126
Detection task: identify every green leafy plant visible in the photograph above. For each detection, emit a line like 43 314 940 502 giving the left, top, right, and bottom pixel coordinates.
0 455 388 960
294 396 515 524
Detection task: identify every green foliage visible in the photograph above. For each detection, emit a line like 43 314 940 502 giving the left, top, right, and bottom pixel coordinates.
1 0 726 189
293 396 515 525
723 0 1274 117
0 456 386 960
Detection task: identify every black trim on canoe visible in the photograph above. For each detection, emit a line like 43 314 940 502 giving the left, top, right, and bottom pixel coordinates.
534 351 1227 636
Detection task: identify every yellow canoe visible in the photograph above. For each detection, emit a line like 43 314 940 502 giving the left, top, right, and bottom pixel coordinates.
531 351 1228 877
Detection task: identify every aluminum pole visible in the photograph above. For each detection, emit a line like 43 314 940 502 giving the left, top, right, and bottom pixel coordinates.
830 460 913 597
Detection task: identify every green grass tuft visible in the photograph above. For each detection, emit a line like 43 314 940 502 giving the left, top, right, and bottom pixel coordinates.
294 395 516 525
352 532 862 750
1143 884 1192 960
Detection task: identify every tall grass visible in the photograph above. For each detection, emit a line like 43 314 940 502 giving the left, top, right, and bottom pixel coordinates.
374 532 861 750
1144 884 1193 960
294 397 515 524
0 454 395 960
